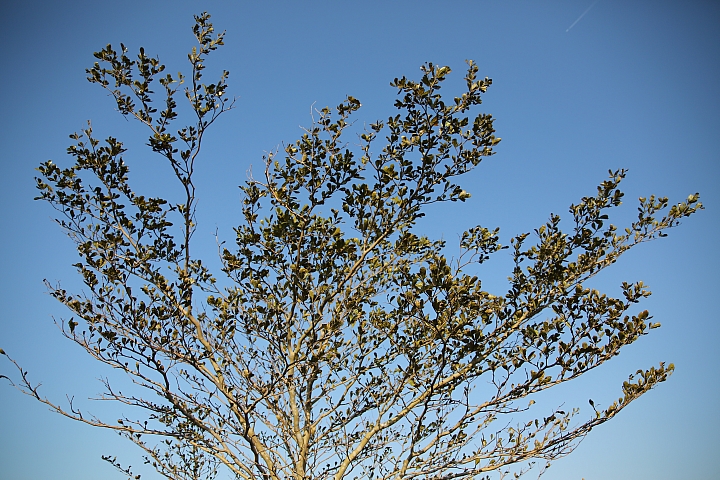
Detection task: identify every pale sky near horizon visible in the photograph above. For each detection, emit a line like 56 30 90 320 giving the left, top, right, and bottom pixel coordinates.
1 1 718 479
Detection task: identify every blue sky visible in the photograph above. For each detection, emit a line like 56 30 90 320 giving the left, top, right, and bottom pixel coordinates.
1 1 718 478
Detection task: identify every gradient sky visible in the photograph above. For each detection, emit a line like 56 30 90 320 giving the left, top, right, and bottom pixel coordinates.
1 1 718 479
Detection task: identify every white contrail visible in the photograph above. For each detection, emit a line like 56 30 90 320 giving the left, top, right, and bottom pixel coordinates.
566 0 600 32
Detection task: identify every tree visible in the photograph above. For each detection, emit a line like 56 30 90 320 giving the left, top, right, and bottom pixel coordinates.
2 12 702 480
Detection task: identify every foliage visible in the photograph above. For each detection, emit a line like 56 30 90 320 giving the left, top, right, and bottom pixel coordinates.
2 12 702 480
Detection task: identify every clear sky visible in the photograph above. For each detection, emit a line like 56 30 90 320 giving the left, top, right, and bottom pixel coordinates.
1 1 718 479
